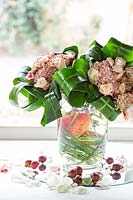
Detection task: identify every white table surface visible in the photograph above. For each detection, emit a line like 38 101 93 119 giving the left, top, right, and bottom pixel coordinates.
0 141 133 200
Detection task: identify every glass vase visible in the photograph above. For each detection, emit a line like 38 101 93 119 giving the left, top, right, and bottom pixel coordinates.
58 105 108 175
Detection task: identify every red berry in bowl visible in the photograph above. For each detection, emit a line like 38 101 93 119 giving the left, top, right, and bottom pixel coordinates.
90 172 100 183
68 169 77 178
38 155 47 163
75 166 83 176
112 172 121 180
39 164 46 171
106 157 114 164
31 161 39 169
112 164 122 171
73 176 82 185
1 169 8 173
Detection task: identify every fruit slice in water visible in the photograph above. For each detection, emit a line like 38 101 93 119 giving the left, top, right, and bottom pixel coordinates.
60 112 91 137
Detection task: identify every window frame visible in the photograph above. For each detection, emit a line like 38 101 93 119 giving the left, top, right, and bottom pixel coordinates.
0 125 133 141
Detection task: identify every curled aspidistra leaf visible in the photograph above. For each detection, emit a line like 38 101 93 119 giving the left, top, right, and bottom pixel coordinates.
53 67 89 107
88 40 104 62
72 58 89 78
13 66 31 85
9 84 44 111
41 92 62 126
102 37 133 62
49 80 61 101
80 40 104 66
91 96 121 121
63 45 79 58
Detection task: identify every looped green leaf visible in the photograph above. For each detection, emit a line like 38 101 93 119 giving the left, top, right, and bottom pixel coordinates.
49 80 61 100
86 84 102 103
88 44 104 62
72 58 89 78
9 83 43 111
53 67 89 107
63 45 79 58
91 96 121 121
102 37 133 62
89 40 103 48
13 66 31 85
80 40 104 66
41 92 62 126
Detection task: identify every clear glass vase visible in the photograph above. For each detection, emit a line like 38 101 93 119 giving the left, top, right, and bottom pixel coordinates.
58 105 108 175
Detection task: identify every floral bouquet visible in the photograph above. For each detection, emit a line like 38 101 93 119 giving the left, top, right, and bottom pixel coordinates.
9 37 133 125
9 37 133 175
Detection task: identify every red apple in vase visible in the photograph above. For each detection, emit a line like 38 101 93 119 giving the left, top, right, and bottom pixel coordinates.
60 112 91 137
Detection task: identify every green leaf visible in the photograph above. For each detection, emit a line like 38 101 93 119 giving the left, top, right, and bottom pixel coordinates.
49 80 61 100
80 54 90 63
53 67 89 107
9 83 43 111
24 86 48 99
102 37 133 62
41 92 62 126
91 96 121 121
88 42 104 62
80 40 104 65
9 83 30 108
72 58 89 78
63 45 79 58
126 61 133 68
86 84 102 103
23 95 42 111
13 66 31 85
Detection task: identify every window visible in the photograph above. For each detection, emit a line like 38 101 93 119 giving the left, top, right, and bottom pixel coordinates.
0 0 133 140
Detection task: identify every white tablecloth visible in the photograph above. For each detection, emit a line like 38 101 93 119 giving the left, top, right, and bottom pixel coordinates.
0 141 133 200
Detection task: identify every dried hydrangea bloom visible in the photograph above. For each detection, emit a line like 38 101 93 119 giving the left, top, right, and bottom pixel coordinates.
27 53 75 90
125 67 133 85
88 57 133 113
115 92 133 112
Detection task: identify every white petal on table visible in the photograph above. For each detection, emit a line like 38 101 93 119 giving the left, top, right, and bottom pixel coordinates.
71 186 88 195
46 173 60 189
25 180 41 187
56 184 70 193
11 173 28 184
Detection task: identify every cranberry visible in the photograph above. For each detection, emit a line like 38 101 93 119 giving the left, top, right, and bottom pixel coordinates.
73 176 82 185
75 166 83 176
90 172 100 183
106 157 114 164
31 161 39 169
112 164 122 171
112 172 121 180
1 169 8 173
68 169 77 178
38 155 47 163
39 164 46 171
